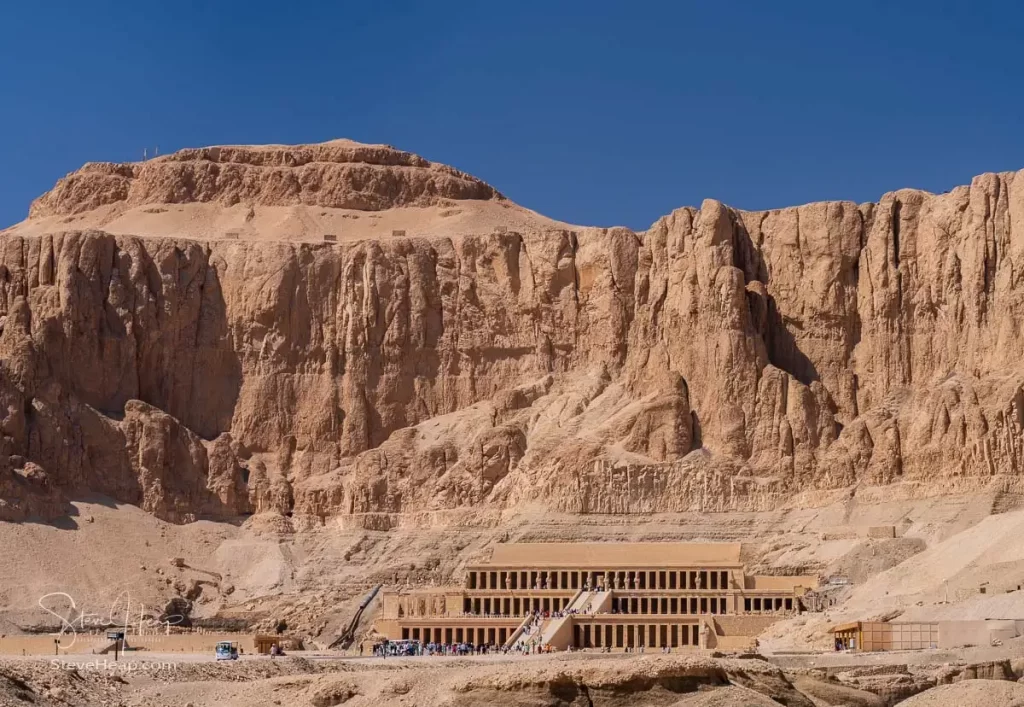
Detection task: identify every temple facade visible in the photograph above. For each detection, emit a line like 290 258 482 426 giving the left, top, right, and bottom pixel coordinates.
373 542 817 651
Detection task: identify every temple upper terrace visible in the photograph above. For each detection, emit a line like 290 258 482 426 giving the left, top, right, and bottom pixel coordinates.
374 541 818 652
465 542 745 591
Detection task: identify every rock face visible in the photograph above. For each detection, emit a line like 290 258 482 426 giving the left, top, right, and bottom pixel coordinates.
29 139 502 217
1 141 1023 523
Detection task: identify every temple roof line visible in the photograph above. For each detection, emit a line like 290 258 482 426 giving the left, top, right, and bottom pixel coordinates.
482 542 743 567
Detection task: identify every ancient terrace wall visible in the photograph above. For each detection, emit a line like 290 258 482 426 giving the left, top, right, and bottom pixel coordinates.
375 543 817 651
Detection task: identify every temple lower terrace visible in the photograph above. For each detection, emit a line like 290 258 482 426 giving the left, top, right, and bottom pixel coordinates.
374 543 817 651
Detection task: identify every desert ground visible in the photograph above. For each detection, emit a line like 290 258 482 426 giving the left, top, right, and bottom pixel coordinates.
5 648 1024 706
4 492 1024 704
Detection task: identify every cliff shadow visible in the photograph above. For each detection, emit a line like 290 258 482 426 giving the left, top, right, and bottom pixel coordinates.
690 410 703 451
181 259 242 440
32 236 242 442
360 242 446 450
18 496 80 529
134 243 242 441
731 217 821 387
765 296 820 386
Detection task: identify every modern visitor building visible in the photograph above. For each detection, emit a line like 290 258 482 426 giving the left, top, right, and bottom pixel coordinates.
374 542 817 651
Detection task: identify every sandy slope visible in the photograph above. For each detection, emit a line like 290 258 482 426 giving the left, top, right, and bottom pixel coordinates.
3 199 578 244
0 499 236 629
899 679 1024 706
3 491 1019 653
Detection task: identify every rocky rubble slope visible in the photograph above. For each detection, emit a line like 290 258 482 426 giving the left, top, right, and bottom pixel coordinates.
6 653 1023 707
0 654 817 707
0 141 1023 524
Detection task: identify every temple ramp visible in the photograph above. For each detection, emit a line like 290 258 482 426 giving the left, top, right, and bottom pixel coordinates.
585 590 612 614
503 614 534 650
539 614 574 650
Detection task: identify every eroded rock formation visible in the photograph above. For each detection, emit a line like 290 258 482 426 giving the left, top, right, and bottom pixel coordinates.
1 141 1022 523
29 140 502 217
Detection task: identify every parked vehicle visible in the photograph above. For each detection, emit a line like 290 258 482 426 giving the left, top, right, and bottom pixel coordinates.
215 641 239 660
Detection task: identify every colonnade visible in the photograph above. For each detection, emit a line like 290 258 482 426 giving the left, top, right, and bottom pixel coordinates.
459 594 736 617
744 596 793 612
402 626 511 646
463 595 573 616
402 623 705 649
572 622 701 649
612 595 730 615
467 568 733 591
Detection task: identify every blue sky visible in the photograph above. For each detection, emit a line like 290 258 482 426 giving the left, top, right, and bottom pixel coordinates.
1 1 1021 230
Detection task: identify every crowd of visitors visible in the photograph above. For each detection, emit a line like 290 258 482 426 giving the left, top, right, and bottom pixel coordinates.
371 639 680 657
371 639 553 657
373 641 503 657
372 610 569 657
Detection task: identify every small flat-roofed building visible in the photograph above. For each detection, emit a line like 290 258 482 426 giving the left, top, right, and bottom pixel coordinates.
373 542 816 651
830 619 1022 652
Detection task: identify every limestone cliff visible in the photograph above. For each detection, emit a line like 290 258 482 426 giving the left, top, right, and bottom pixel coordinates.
0 141 1022 523
29 139 502 217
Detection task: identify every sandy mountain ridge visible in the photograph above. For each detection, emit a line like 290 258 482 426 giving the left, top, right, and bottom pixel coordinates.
30 138 503 216
12 138 567 244
0 140 1023 532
